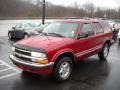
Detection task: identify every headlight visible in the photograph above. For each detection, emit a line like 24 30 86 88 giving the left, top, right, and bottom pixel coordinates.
31 52 46 58
11 46 15 52
31 52 48 64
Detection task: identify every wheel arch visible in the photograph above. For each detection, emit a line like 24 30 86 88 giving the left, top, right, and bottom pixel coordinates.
52 50 75 66
104 40 111 47
23 32 29 38
24 32 28 35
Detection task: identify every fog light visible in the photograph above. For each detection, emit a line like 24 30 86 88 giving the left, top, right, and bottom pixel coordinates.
34 59 48 64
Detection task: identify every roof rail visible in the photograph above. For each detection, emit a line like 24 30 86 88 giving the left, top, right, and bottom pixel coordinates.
90 18 106 20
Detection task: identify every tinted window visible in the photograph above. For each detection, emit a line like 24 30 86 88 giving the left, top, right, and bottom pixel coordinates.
28 23 37 27
24 23 32 29
23 23 29 28
80 23 93 36
92 22 103 34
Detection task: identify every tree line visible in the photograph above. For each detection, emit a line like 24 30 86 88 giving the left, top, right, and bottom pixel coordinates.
0 0 120 19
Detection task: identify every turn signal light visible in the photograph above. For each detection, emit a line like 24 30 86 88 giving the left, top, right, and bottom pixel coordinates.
34 59 48 64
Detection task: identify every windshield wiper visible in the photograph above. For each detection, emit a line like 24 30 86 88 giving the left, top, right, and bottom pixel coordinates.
48 33 64 37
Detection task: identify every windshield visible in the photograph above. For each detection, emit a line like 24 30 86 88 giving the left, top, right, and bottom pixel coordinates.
43 22 79 38
15 23 22 29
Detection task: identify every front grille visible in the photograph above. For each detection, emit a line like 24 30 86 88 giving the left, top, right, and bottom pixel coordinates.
15 48 31 56
15 54 31 62
14 48 32 62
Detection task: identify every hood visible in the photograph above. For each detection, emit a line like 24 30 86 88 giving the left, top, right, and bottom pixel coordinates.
17 35 74 50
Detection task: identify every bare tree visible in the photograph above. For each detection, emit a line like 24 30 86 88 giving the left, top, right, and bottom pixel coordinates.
83 2 95 17
0 0 119 19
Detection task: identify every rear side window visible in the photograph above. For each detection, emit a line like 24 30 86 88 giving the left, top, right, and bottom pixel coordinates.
92 22 103 34
80 23 93 36
23 24 29 28
24 23 31 29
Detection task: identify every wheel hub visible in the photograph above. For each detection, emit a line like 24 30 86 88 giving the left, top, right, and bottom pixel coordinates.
104 46 109 57
9 33 11 38
59 62 70 79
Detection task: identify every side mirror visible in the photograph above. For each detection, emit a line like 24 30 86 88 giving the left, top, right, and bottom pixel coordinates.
77 31 94 39
12 27 15 29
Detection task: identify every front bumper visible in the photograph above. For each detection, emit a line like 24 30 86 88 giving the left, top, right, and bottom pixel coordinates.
28 33 39 36
9 54 54 74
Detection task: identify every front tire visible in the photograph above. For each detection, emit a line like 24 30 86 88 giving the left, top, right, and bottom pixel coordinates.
98 43 110 60
53 57 73 82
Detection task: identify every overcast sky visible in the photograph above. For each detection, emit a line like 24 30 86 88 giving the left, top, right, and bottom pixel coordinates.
46 0 120 8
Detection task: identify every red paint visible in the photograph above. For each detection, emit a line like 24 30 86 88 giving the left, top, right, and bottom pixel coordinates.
14 19 113 75
15 63 53 75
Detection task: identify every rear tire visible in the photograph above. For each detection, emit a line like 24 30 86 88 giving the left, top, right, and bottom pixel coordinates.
53 57 73 82
98 43 110 61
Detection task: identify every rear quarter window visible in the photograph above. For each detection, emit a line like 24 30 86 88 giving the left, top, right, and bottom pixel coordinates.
100 21 112 32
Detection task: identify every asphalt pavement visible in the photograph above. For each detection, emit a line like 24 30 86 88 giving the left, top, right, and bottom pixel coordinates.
0 36 120 90
0 20 120 90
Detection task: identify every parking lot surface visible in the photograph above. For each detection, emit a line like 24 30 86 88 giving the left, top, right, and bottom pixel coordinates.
0 60 20 79
0 20 120 90
0 36 120 90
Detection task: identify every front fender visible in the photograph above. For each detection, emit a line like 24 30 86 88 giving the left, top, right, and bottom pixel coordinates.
51 49 75 62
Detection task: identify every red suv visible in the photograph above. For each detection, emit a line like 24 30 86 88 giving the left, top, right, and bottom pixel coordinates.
10 19 113 81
